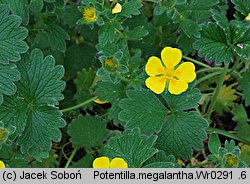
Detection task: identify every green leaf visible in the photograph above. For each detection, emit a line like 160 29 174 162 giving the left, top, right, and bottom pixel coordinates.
0 49 66 157
70 153 94 168
194 14 250 65
180 19 201 38
81 0 96 5
238 71 250 106
74 68 96 92
104 128 158 168
231 0 250 20
46 24 70 52
187 0 219 22
163 88 201 111
214 85 237 115
119 0 142 18
240 144 250 165
31 150 59 168
143 153 181 168
232 105 248 123
96 81 126 125
67 115 110 148
73 68 96 107
177 33 196 55
98 21 121 45
156 111 208 160
208 133 221 155
119 89 169 135
235 122 250 143
3 0 29 25
30 0 44 13
0 4 29 64
64 43 97 78
125 26 149 41
96 81 125 102
64 3 82 27
144 162 178 168
0 63 20 105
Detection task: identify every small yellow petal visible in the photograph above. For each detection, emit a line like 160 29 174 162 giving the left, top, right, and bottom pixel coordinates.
83 7 97 22
110 158 128 168
145 56 165 76
168 78 188 95
245 13 250 21
94 98 109 104
93 157 110 168
174 62 196 83
145 76 167 94
112 3 122 14
0 160 5 168
161 47 182 68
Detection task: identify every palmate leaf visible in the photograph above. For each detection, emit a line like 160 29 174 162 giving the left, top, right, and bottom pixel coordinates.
1 0 30 25
0 63 20 105
194 11 250 65
67 115 110 148
119 0 143 18
119 89 169 134
104 128 158 168
0 49 66 157
156 111 208 160
157 89 208 160
46 24 70 52
214 85 237 115
231 0 250 20
0 4 29 64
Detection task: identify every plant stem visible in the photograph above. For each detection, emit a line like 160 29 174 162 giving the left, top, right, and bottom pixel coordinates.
205 64 229 120
228 57 240 75
183 56 211 69
197 67 222 74
196 71 222 86
64 148 78 168
207 127 250 145
60 97 97 113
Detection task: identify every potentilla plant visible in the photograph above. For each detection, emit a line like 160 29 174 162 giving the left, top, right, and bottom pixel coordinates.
0 0 249 168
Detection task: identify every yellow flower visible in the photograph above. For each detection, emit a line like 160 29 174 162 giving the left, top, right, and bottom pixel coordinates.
245 13 250 21
93 157 128 168
0 160 5 168
145 47 196 95
82 7 97 22
112 3 122 14
94 98 109 104
0 129 8 141
104 58 118 71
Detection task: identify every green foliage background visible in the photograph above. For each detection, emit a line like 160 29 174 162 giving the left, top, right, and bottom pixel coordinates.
0 0 249 168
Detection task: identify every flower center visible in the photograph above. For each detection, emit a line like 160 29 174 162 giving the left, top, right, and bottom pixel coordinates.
163 67 175 79
83 7 97 22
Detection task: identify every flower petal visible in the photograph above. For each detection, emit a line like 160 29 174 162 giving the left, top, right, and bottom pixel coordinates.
145 56 165 76
93 157 110 168
112 3 122 14
168 78 188 95
161 47 182 68
110 158 128 168
174 62 196 83
145 76 167 94
0 160 5 168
